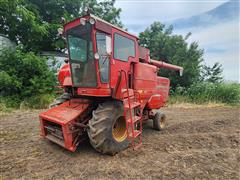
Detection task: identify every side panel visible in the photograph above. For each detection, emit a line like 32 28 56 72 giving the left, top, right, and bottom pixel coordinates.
133 63 157 90
146 94 164 109
133 63 170 110
156 77 170 103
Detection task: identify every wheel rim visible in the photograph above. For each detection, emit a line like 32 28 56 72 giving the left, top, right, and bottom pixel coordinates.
112 116 127 142
159 115 166 128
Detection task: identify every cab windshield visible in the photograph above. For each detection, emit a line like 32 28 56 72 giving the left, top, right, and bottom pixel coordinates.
66 23 97 87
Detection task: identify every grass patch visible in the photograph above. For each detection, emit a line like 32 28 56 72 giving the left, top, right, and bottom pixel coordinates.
170 82 240 106
0 94 56 115
20 94 56 109
0 102 13 116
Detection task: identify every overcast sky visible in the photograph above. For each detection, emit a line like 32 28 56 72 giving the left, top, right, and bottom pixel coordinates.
115 0 229 33
115 0 239 82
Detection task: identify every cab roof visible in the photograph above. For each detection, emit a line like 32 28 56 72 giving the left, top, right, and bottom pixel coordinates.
64 14 138 40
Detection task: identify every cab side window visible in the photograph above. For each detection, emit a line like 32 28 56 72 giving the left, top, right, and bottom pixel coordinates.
96 32 110 83
114 33 135 61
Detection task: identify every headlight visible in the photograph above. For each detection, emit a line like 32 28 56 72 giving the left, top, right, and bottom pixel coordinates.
80 18 86 25
57 28 63 35
94 53 100 60
89 17 96 25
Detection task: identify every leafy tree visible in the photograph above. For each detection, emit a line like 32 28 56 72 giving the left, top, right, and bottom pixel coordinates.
200 62 223 83
0 0 49 51
139 22 204 88
0 0 122 51
0 47 56 98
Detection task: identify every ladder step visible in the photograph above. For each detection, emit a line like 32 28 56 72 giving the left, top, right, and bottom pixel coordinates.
122 89 134 97
127 115 141 124
133 142 142 150
129 130 141 139
124 102 140 109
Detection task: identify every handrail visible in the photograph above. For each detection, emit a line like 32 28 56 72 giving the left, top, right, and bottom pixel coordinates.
120 70 135 143
112 71 122 98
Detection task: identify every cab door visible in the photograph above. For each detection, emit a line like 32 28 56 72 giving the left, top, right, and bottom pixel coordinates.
110 29 138 90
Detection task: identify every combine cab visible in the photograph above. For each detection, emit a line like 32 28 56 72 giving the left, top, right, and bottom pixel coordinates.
39 13 183 155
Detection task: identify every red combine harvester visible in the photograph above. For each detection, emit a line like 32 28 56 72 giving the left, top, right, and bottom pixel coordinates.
39 14 183 155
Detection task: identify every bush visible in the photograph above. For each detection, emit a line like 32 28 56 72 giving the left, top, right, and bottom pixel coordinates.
0 95 21 108
0 48 56 96
0 47 56 108
172 82 240 105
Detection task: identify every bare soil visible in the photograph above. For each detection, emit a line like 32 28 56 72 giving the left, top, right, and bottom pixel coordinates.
0 106 239 179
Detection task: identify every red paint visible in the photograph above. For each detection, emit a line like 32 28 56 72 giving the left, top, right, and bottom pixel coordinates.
77 88 111 97
58 63 71 86
150 59 183 72
40 99 90 151
39 14 183 152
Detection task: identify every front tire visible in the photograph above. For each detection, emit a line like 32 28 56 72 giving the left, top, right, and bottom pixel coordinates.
88 101 129 155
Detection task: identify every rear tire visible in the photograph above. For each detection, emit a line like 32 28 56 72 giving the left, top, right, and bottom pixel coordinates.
153 112 166 131
88 101 129 155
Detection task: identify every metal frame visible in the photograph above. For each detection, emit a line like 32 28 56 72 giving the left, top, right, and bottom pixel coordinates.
39 14 183 152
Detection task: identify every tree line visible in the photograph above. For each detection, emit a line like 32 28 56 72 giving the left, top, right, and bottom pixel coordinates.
0 0 228 108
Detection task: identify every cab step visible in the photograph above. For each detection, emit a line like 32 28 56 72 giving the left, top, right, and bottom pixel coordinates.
120 70 143 151
129 130 141 139
126 115 141 124
124 102 140 109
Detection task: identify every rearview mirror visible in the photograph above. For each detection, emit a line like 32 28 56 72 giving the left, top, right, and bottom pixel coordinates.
106 36 112 55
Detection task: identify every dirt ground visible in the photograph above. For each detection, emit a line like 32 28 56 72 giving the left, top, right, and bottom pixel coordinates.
0 105 239 179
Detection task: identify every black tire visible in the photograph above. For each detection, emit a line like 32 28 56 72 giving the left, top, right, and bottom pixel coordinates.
88 101 129 155
49 93 70 108
153 112 166 131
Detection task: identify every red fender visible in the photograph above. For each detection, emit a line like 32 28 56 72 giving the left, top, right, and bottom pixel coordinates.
58 64 72 86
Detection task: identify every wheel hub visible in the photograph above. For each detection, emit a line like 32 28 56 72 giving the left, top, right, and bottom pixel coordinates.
159 115 166 128
112 116 127 142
